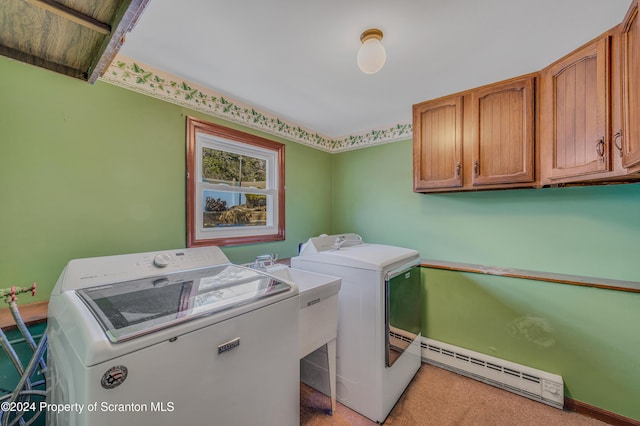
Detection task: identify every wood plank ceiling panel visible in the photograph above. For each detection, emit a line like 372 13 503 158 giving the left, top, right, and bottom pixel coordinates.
57 0 121 24
0 0 148 82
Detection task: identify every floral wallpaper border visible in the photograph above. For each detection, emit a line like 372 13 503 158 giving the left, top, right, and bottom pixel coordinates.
99 55 412 153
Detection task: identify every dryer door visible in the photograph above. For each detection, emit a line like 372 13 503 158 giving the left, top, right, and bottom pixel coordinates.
385 264 421 367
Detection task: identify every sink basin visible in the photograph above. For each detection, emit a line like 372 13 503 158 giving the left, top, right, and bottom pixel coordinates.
266 266 341 357
268 267 340 306
266 265 341 415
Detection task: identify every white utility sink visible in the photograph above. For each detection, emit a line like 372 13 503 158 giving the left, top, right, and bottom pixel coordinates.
266 265 341 414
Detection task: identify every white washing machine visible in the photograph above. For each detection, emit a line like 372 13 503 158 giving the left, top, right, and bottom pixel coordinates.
292 233 422 423
47 247 299 426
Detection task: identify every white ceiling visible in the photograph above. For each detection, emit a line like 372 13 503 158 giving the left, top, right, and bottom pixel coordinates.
120 0 631 139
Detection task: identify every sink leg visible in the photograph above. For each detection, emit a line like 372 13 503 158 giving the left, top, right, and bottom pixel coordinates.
327 339 337 415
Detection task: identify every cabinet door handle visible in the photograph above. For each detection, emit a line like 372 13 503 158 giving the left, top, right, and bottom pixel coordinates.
473 160 479 177
455 162 461 178
613 130 623 157
595 138 605 162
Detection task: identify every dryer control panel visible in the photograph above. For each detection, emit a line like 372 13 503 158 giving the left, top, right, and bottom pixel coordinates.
299 233 363 254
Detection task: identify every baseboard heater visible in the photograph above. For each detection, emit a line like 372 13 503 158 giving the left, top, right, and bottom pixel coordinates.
418 336 564 409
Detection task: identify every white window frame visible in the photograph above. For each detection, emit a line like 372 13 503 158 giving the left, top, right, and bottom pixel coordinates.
186 117 285 247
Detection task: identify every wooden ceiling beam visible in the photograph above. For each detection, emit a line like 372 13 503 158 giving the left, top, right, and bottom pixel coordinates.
86 0 149 84
0 43 85 79
23 0 111 35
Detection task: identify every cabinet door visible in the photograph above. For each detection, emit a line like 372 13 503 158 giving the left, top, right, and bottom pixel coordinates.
413 96 463 191
470 76 536 186
621 0 640 170
543 37 610 180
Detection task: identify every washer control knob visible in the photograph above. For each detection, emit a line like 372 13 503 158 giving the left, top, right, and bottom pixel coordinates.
153 253 171 268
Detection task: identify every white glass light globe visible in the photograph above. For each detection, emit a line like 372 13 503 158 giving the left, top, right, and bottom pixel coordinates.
357 38 386 74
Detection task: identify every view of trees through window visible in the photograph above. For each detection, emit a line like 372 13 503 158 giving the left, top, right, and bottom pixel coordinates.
187 116 284 247
202 147 268 228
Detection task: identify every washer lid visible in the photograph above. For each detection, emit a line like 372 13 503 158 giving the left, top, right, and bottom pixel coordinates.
76 264 291 343
295 243 420 271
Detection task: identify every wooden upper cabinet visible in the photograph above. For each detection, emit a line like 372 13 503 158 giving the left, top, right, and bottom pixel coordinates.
540 36 611 182
413 75 537 193
621 0 640 171
470 76 536 186
413 0 640 193
413 96 464 191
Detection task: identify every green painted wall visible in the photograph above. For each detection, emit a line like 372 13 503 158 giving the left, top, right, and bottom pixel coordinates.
0 56 332 302
332 139 639 281
332 139 640 420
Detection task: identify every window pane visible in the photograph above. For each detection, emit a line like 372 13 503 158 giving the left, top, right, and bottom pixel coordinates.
187 117 284 247
202 148 266 188
203 190 267 228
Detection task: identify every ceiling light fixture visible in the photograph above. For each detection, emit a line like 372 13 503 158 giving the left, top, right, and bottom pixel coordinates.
357 28 386 74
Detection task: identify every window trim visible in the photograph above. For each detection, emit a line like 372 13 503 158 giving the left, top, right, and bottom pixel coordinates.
186 117 285 247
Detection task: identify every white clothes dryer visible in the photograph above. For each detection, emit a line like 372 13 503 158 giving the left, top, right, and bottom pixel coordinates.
292 234 421 423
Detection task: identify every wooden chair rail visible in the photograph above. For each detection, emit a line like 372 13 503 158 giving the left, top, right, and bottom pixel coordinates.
2 258 636 329
0 301 48 329
421 259 640 293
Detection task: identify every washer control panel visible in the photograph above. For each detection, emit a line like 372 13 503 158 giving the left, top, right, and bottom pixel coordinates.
56 246 230 292
153 253 172 268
